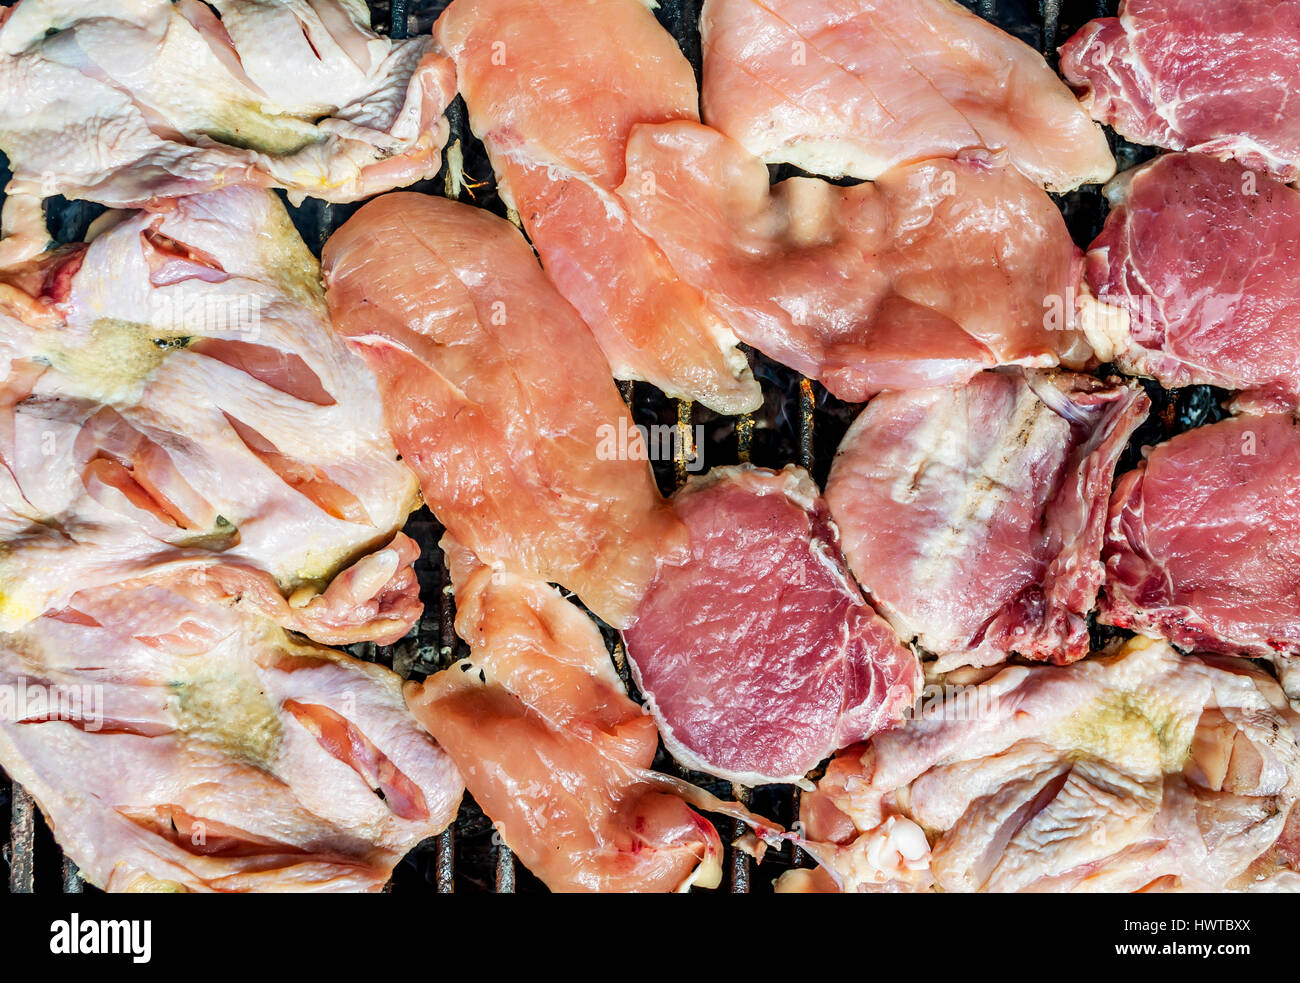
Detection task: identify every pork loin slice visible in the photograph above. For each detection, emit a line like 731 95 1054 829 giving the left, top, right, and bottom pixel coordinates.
1087 152 1300 413
1103 413 1300 694
623 465 921 786
826 370 1149 670
1061 0 1300 182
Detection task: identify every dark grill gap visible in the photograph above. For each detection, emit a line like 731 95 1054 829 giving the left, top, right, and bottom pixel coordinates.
0 0 1225 894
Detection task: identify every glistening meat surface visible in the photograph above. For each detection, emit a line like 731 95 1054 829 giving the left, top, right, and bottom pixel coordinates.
1102 413 1300 694
701 0 1114 190
0 583 463 892
619 122 1095 402
1086 153 1300 413
826 370 1149 671
622 465 921 786
322 192 687 630
780 638 1300 893
404 537 779 892
434 0 761 414
1060 0 1300 181
0 187 421 645
0 0 455 211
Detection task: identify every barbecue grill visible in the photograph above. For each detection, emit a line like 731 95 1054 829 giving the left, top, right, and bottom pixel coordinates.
0 0 1228 894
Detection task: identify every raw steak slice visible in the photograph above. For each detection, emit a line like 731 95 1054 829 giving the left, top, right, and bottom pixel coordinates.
623 465 921 786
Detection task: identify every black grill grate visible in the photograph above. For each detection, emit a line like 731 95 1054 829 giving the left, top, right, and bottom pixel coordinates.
1 0 1226 894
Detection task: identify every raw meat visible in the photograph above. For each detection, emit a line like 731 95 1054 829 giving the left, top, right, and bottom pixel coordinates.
322 192 687 630
826 370 1149 671
404 536 780 892
0 187 422 644
1103 413 1300 694
619 121 1097 402
622 465 921 786
1061 0 1300 181
780 638 1300 893
434 0 761 414
0 583 463 892
1086 152 1300 413
0 0 456 208
701 0 1114 190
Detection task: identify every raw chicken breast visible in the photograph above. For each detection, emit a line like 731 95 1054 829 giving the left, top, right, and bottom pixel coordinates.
322 192 687 630
623 465 921 786
0 187 421 644
1103 413 1300 694
619 121 1095 402
1061 0 1300 181
0 583 463 892
781 637 1300 893
404 537 779 892
434 0 761 414
0 0 455 208
826 370 1149 671
1087 153 1300 413
701 0 1114 190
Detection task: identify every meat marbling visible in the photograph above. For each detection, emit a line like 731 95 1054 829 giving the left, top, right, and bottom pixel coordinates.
1103 413 1300 695
1086 152 1300 413
1061 0 1300 182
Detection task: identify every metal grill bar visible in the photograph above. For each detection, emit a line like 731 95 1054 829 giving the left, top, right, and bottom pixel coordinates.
8 786 33 893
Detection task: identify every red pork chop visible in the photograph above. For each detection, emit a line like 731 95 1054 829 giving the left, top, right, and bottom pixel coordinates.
1086 152 1300 413
826 370 1149 670
622 465 922 786
1061 0 1300 181
1103 413 1300 694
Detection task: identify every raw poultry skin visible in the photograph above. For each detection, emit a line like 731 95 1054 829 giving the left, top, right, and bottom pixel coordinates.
0 0 455 210
701 0 1114 191
1061 0 1300 182
433 0 762 414
1103 413 1300 695
622 465 922 786
0 583 463 892
779 637 1300 893
0 186 422 644
321 192 688 631
618 121 1095 402
405 537 780 892
826 370 1149 671
1087 153 1300 414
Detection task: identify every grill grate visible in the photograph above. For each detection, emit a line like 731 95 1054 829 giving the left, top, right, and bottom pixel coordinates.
2 0 1218 893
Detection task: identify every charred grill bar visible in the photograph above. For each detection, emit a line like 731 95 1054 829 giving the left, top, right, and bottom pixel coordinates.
1 0 1200 894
